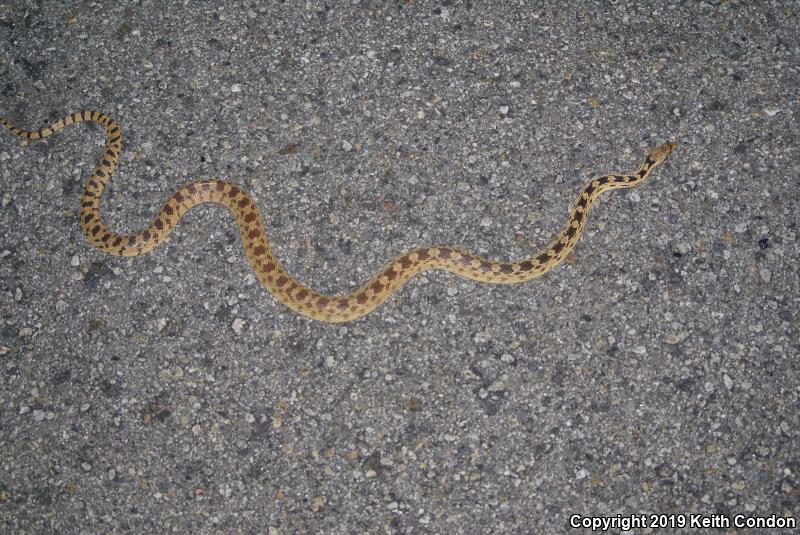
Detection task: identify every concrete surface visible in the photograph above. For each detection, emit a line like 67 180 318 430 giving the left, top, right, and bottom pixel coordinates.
0 2 798 533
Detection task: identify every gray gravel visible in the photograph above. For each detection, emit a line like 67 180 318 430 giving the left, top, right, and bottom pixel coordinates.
1 2 798 533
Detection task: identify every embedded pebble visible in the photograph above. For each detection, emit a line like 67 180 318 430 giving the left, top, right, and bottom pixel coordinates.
666 333 680 345
487 380 505 392
723 373 733 390
473 331 489 344
231 317 245 335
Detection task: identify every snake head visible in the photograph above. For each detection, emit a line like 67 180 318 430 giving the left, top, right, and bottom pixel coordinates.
648 142 677 166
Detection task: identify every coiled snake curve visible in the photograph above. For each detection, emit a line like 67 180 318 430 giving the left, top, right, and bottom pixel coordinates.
1 111 675 322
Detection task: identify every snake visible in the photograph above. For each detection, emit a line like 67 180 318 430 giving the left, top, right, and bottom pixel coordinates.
1 110 675 322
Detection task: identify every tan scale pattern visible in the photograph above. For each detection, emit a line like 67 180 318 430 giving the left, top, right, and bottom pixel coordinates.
1 111 675 322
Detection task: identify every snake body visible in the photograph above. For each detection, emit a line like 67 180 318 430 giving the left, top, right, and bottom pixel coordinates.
1 111 675 322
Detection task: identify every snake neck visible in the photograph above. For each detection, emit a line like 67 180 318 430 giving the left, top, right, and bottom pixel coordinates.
627 154 662 186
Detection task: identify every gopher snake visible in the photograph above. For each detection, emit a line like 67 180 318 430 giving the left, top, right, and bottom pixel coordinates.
1 111 675 322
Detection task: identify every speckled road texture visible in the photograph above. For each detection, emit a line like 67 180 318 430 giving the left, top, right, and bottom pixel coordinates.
0 2 797 534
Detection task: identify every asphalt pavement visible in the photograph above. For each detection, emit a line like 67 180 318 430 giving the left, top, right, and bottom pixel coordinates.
1 2 798 533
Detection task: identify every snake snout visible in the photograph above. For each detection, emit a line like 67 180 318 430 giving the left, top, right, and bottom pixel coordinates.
649 142 677 165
